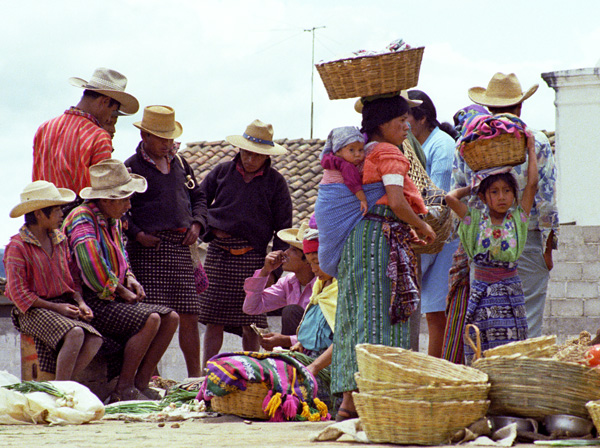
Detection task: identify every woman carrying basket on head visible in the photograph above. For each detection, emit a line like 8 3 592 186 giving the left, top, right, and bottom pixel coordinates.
316 94 435 421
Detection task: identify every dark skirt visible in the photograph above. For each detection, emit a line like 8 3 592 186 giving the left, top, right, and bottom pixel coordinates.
127 230 201 315
198 237 267 327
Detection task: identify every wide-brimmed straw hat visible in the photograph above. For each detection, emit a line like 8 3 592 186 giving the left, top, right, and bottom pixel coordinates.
133 105 183 139
69 67 139 115
354 90 422 114
277 221 310 250
80 159 147 200
468 72 538 108
226 119 287 155
10 181 76 218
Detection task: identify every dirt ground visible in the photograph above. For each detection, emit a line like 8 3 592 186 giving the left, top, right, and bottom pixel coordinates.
0 415 542 448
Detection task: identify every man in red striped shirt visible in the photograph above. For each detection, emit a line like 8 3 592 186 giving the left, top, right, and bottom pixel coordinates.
32 68 139 194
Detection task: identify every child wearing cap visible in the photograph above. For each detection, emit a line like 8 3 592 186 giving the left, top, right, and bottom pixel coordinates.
3 181 103 380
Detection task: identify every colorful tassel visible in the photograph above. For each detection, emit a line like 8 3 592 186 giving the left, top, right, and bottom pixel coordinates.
282 394 299 419
300 401 310 419
265 392 282 417
271 407 285 422
313 397 328 418
261 390 273 413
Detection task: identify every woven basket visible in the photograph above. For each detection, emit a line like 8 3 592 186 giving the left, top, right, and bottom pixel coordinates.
355 344 488 386
354 392 489 445
315 47 424 100
210 382 269 420
586 401 600 434
354 373 490 402
474 355 600 419
403 139 456 254
462 132 527 172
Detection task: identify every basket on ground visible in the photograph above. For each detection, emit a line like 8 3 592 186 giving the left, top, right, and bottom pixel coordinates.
586 401 600 434
474 355 600 419
482 335 558 359
210 382 269 419
354 392 489 445
355 344 488 386
315 47 424 100
461 132 527 172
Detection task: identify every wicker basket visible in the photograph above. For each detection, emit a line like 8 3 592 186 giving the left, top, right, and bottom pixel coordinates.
586 400 600 434
474 355 600 419
462 132 527 172
354 373 490 402
353 392 489 445
355 344 488 386
315 47 425 100
403 139 456 254
210 382 269 420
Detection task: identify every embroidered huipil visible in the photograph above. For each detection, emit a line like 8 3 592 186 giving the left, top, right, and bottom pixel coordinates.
33 108 113 193
452 129 559 248
63 202 132 300
4 226 79 313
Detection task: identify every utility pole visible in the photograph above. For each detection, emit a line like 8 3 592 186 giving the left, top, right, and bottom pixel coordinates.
304 26 325 139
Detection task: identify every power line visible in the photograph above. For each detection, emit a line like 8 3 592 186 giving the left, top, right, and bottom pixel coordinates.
304 26 325 139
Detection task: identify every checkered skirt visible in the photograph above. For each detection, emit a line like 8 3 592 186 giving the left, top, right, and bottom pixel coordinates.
127 230 200 315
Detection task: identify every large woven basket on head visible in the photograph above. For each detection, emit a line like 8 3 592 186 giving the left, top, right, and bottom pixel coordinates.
354 372 490 402
209 382 269 420
355 344 488 386
461 132 527 172
315 47 424 100
402 139 456 254
353 392 489 445
474 355 600 419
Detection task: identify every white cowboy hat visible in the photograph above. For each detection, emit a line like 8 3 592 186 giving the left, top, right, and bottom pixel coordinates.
80 159 147 200
277 221 310 250
69 67 139 115
226 119 287 155
134 105 183 139
468 72 538 108
354 90 422 114
10 181 76 218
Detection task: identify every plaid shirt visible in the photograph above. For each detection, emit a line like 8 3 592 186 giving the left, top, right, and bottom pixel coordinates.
3 226 79 313
452 129 559 248
33 107 113 194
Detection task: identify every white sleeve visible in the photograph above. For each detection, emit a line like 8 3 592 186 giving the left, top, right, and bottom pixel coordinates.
381 174 404 186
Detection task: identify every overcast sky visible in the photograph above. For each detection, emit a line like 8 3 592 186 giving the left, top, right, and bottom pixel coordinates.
1 0 599 247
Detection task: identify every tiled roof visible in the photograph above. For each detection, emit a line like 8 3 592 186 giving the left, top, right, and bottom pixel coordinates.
180 139 325 227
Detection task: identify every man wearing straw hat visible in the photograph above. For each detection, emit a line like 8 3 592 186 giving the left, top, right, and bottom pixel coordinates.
443 73 559 362
124 105 207 378
199 119 293 369
33 67 139 195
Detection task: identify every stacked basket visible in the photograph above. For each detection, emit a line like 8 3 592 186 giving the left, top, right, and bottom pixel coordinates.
353 344 490 445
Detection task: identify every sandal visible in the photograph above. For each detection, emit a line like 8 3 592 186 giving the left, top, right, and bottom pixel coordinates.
335 407 359 422
138 387 163 401
105 386 144 404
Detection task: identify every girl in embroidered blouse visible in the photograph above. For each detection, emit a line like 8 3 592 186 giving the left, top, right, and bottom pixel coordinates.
445 134 538 363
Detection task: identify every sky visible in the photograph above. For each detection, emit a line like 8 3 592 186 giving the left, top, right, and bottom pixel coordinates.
1 0 599 248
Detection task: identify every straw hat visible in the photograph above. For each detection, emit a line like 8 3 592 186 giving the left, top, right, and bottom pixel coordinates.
226 119 287 155
10 181 76 218
354 90 422 114
468 73 538 108
79 159 147 200
69 67 139 115
277 221 310 250
133 105 183 139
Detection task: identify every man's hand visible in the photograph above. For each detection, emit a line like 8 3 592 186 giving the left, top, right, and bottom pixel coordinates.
55 303 81 319
260 251 284 276
259 332 292 351
78 303 94 322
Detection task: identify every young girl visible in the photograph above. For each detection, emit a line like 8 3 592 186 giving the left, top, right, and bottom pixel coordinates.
320 126 368 214
445 135 538 363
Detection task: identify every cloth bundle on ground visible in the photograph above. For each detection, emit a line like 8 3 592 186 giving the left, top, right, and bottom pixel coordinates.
457 113 527 155
197 351 330 422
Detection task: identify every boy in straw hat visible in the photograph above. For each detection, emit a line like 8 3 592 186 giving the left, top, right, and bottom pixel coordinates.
3 181 103 381
442 73 559 362
243 221 316 350
199 119 292 369
33 67 139 195
63 159 179 401
124 105 207 378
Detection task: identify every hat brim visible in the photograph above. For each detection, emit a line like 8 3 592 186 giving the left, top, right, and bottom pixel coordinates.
133 121 183 140
276 228 304 250
69 77 140 115
10 188 76 218
226 135 287 155
468 84 539 108
354 94 422 114
79 174 147 200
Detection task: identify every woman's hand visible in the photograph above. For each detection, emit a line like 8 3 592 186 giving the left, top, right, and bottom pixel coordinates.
136 231 161 248
259 332 291 351
78 303 94 322
416 221 436 245
55 303 81 319
182 222 202 246
116 283 138 304
290 341 304 352
127 276 146 302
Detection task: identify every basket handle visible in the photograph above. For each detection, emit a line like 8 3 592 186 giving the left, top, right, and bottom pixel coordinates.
464 324 482 361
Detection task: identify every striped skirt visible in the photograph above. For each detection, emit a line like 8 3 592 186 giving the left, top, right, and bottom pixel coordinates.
331 206 411 395
198 237 267 327
127 230 200 315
